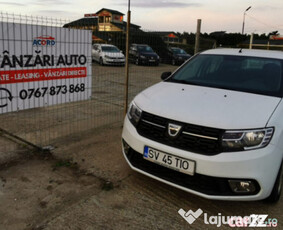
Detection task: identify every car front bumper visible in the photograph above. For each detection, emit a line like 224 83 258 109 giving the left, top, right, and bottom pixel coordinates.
122 116 282 201
104 58 125 65
139 58 159 65
174 58 189 64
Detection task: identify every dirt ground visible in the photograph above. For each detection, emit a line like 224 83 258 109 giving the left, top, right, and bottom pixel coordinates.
0 63 282 230
0 123 282 230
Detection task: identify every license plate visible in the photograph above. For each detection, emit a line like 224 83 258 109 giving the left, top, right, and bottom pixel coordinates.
149 59 156 62
143 146 195 176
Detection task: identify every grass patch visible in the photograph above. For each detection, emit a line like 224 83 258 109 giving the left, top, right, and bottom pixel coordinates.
52 159 76 170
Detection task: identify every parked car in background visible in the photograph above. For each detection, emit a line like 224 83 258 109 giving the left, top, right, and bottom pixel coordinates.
122 48 283 202
129 44 160 66
167 47 191 65
92 44 125 66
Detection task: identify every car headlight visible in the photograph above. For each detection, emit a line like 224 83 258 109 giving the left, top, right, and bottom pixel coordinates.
222 128 274 151
105 55 112 59
140 55 146 59
127 102 142 127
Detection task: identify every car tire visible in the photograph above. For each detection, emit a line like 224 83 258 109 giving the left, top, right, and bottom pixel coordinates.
135 58 140 65
99 57 104 66
172 59 176 65
266 161 283 203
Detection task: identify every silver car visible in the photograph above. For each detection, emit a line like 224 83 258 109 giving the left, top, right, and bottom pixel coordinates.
92 44 125 66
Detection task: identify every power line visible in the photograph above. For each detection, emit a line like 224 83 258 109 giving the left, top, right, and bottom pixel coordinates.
246 14 283 32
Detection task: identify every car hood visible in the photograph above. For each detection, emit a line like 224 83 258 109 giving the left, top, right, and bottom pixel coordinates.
139 52 158 57
174 54 191 58
134 82 281 130
103 52 125 58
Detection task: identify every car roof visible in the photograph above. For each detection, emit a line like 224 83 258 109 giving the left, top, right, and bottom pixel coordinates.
201 48 283 59
132 44 150 47
98 44 116 47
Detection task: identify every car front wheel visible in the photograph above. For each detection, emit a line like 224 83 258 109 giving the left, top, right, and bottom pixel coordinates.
266 161 283 203
135 58 140 65
99 57 104 66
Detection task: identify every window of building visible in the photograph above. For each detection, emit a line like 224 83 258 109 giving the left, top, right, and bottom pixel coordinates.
105 16 111 23
99 16 104 23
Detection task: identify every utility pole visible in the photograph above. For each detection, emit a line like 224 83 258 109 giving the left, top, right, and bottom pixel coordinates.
124 0 131 116
194 19 201 54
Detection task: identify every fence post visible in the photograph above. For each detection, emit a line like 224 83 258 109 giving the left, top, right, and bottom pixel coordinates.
249 33 254 49
194 19 201 54
124 1 131 116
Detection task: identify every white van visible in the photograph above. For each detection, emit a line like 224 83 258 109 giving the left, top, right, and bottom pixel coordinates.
122 48 283 202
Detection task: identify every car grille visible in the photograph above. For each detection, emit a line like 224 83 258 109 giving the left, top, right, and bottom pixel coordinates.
125 148 260 196
136 111 224 155
110 57 124 60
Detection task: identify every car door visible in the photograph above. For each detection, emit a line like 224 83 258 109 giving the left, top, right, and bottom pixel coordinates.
92 45 100 62
129 45 137 62
168 48 173 61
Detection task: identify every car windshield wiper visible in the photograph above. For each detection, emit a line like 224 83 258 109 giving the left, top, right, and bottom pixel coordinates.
168 79 189 84
169 79 203 86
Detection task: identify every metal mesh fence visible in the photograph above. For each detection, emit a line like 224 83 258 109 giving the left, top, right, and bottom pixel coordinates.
0 13 126 153
0 12 197 153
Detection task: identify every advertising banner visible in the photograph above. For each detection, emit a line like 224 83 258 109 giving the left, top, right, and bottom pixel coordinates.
0 22 92 114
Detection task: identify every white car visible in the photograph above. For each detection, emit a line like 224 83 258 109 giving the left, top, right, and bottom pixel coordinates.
122 48 283 202
92 44 125 66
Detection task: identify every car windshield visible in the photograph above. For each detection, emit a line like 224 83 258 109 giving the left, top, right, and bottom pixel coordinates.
172 48 187 54
137 46 153 53
168 54 283 97
101 46 120 53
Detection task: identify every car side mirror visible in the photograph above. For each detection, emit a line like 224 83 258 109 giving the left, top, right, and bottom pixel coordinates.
161 72 172 80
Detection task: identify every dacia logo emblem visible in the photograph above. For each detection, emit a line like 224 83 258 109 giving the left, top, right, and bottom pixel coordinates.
168 123 182 137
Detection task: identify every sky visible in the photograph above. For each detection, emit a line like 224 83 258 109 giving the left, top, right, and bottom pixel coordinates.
0 0 283 35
